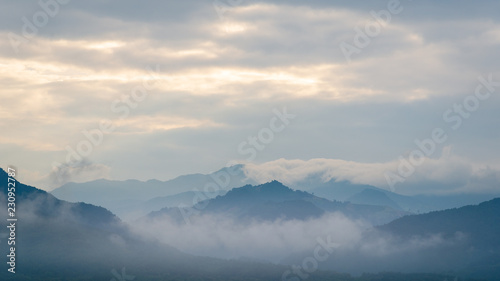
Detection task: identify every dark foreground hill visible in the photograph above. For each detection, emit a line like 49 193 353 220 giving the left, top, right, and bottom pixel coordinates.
284 197 500 280
377 198 500 279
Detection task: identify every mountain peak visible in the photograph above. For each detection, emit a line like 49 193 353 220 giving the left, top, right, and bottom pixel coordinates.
225 181 297 198
202 181 313 213
255 180 290 191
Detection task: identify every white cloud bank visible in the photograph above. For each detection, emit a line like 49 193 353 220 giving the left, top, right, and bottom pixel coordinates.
135 212 365 262
242 147 500 195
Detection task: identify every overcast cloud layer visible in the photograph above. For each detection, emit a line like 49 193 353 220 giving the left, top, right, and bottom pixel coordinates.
1 0 499 193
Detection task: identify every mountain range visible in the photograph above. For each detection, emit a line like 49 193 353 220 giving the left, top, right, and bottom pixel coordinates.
309 179 499 213
51 164 500 222
149 180 408 225
1 168 468 280
51 164 252 220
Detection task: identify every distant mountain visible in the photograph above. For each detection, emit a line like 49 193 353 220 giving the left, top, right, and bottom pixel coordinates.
144 190 226 210
51 164 499 221
51 164 253 220
347 188 402 210
309 179 499 213
111 190 226 221
311 180 383 201
307 179 431 212
149 181 408 225
1 168 456 281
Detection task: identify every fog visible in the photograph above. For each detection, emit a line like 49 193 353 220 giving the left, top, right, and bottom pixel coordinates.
132 212 363 262
131 210 462 272
322 230 469 275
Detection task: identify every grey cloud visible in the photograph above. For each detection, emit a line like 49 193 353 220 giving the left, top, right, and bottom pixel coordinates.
2 0 499 190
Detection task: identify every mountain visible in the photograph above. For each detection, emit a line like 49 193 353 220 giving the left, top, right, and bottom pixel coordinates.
0 168 460 281
51 163 499 221
379 198 500 250
0 168 175 279
347 188 402 210
0 168 326 280
309 179 499 213
283 198 500 279
149 181 408 225
144 190 226 209
376 198 500 279
51 164 253 220
111 190 226 221
308 179 431 212
311 180 384 201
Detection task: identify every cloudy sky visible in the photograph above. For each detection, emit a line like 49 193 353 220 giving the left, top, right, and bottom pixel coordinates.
1 0 500 193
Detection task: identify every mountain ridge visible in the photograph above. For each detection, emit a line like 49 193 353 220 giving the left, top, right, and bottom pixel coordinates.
149 180 408 225
51 164 255 220
0 168 464 281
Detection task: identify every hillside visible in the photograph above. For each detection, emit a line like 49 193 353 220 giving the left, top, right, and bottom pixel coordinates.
149 181 408 225
282 198 500 279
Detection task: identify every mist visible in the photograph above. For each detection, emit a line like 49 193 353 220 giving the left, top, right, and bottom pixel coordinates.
131 209 463 275
133 212 362 262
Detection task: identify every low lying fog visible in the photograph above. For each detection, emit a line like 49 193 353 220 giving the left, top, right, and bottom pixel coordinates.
132 212 363 262
131 211 463 269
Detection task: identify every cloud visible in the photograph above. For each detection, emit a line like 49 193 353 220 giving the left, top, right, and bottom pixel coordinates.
134 212 366 262
242 149 500 195
46 159 111 189
1 0 499 190
132 208 462 271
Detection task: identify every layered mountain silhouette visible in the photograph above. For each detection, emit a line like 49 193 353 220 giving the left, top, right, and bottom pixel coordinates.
0 168 463 281
149 181 408 225
310 179 499 213
347 188 402 210
51 164 500 221
51 165 252 220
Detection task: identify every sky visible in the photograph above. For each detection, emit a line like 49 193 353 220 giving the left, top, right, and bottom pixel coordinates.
1 0 500 193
